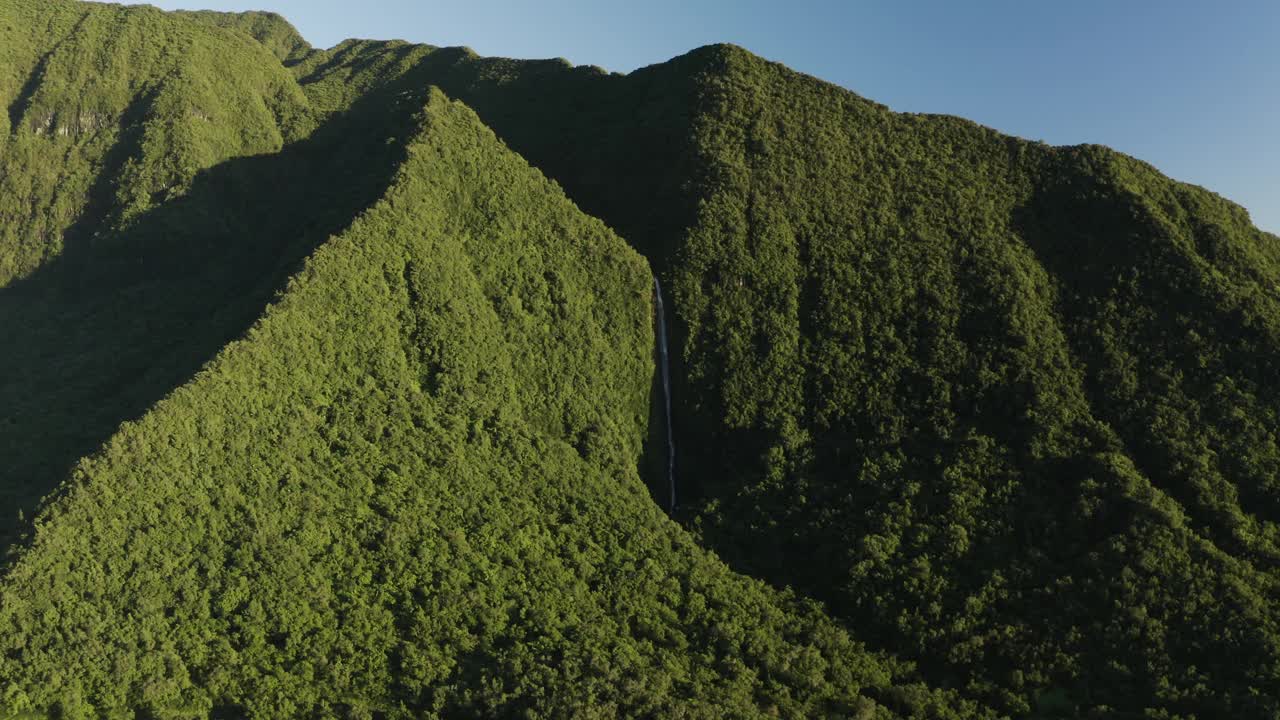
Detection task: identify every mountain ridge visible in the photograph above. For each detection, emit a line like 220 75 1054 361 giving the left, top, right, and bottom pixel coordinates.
1 2 1278 717
0 80 973 720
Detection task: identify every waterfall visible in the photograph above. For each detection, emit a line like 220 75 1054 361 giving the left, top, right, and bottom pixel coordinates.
654 275 676 511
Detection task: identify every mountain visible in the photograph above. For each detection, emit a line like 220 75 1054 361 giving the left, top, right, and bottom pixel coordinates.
284 34 1280 718
0 2 975 717
0 0 313 285
2 1 1279 717
175 9 311 64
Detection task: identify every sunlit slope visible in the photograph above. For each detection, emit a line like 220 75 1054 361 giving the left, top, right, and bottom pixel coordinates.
0 89 980 720
288 39 1280 717
0 0 313 287
0 0 425 555
173 9 313 64
3 5 1278 717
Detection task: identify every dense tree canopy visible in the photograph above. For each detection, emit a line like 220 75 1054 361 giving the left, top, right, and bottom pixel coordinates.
1 1 1278 717
0 3 977 717
290 33 1280 719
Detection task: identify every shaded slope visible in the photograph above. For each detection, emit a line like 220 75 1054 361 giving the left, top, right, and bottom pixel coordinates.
0 89 979 720
0 3 421 555
290 40 1280 717
0 0 314 287
3 6 1277 716
660 52 1280 717
293 39 705 267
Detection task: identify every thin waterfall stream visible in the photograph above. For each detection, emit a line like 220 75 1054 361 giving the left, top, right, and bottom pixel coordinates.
654 275 676 511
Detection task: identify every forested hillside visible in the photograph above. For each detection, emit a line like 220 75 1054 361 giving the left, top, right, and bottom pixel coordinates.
0 2 974 717
0 0 409 553
0 0 312 285
283 33 1280 718
2 1 1279 717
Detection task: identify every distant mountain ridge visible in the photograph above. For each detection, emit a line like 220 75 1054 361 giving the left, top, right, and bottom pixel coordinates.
1 1 1278 717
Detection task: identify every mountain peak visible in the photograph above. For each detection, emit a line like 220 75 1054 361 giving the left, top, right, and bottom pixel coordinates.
175 9 313 63
1 4 1278 718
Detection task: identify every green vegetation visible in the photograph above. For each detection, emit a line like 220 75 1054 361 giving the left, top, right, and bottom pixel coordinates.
0 3 976 717
174 9 313 65
0 0 312 287
2 1 1279 717
285 37 1280 718
3 86 964 719
670 53 1280 719
0 0 410 553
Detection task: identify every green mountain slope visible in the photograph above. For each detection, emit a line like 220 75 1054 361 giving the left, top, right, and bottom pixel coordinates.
0 87 975 720
0 0 313 287
0 0 431 554
173 9 313 65
2 3 1279 718
653 51 1280 718
0 6 975 716
283 38 1280 717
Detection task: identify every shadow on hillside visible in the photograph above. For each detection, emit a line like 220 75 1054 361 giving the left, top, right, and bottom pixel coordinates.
405 46 704 267
5 13 92 134
0 74 433 562
385 47 714 508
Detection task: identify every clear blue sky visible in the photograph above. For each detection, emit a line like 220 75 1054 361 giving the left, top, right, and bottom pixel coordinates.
95 0 1279 232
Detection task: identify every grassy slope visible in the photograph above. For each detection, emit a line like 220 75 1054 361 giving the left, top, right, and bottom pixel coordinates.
0 88 976 720
290 39 1280 717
